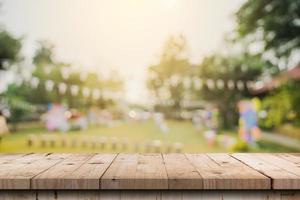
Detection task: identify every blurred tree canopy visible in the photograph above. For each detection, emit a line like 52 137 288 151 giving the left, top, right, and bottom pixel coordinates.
147 35 192 114
0 29 22 70
197 53 266 129
1 38 123 130
30 41 123 109
236 0 300 129
145 1 300 130
236 0 300 67
33 41 55 66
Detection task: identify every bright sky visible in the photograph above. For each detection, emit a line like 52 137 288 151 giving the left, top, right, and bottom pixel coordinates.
0 0 243 103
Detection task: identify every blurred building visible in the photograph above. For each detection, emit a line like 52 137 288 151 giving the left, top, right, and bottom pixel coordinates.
252 65 300 95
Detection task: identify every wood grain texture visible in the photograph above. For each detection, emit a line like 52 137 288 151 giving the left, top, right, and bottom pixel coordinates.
0 154 28 164
163 153 203 189
0 190 300 199
0 153 68 189
185 154 270 189
232 153 300 189
1 153 300 190
31 154 93 189
101 154 168 189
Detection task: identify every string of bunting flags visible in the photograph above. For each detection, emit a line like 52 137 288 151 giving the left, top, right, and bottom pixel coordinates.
154 75 259 91
42 66 259 91
23 76 123 100
36 66 259 92
24 76 260 101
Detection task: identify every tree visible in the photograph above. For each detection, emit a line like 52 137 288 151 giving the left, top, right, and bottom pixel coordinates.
3 84 35 131
236 0 300 128
147 35 193 114
33 41 55 66
235 0 300 69
31 41 123 110
197 53 266 129
0 30 22 70
259 88 293 129
0 28 24 131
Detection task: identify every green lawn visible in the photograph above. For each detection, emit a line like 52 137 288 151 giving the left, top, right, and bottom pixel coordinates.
0 120 297 153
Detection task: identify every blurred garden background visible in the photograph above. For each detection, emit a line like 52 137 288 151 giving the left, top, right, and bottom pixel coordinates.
0 0 299 153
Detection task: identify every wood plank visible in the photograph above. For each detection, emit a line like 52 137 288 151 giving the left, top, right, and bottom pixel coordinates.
36 191 57 200
163 153 203 189
121 191 159 200
100 192 121 200
0 191 36 200
186 154 270 189
51 154 117 189
232 153 300 189
0 154 28 164
101 154 168 189
277 153 300 164
0 153 299 191
281 191 300 200
57 191 102 200
162 191 182 200
255 154 300 184
0 191 297 200
31 154 94 189
0 153 68 189
190 153 270 189
260 154 300 171
221 191 281 200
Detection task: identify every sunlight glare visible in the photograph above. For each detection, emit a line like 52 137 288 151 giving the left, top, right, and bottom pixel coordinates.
162 0 178 9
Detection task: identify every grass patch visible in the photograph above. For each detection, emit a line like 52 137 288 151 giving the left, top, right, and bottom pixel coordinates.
0 120 298 153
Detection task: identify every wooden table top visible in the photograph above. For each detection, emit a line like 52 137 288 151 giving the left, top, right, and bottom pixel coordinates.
0 153 299 190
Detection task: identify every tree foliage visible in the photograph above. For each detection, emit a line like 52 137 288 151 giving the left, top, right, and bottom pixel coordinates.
0 30 22 70
236 0 300 61
197 53 266 129
147 35 192 112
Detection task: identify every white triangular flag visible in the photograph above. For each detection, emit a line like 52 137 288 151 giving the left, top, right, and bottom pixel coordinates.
92 89 101 100
206 79 215 90
183 77 191 89
80 72 88 81
193 78 202 90
170 75 180 87
216 79 225 89
237 80 244 90
44 65 52 74
45 80 54 91
58 82 67 94
227 80 235 90
82 87 90 97
70 85 79 96
30 77 40 88
61 67 71 80
246 81 254 90
15 77 23 86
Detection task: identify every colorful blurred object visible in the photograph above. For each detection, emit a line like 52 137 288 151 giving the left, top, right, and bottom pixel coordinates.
44 104 69 132
238 99 261 144
0 113 9 135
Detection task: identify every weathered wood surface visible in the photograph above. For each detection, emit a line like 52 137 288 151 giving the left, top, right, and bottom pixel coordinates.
0 190 299 200
0 153 299 190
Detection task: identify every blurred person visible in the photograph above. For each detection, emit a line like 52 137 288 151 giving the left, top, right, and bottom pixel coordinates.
44 104 70 132
0 111 9 135
204 130 216 146
238 100 261 146
87 107 100 125
192 112 203 132
153 112 169 134
67 109 88 130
